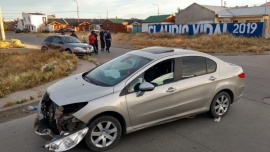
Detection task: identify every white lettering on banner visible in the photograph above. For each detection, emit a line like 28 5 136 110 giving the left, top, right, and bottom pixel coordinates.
193 24 200 34
148 23 259 35
214 24 221 34
182 25 189 34
223 24 227 33
204 24 213 34
172 25 179 33
148 25 153 33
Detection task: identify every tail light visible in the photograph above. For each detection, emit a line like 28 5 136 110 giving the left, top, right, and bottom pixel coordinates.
238 72 245 78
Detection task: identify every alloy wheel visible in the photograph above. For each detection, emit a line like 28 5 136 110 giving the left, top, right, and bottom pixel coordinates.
214 95 229 116
90 121 117 148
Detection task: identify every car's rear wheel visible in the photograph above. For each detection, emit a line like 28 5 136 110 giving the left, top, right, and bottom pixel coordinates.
210 92 231 118
41 46 48 52
85 116 122 152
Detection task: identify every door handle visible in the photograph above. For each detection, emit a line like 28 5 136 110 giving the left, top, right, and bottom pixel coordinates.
166 87 176 93
209 76 217 81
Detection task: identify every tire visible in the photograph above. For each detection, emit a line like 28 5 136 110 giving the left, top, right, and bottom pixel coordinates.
66 49 72 54
209 92 231 118
85 116 122 152
41 46 48 52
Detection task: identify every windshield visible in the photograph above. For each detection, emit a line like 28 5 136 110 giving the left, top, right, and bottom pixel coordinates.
84 54 152 86
63 36 81 43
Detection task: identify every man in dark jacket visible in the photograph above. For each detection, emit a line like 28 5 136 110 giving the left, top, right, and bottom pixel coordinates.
99 29 105 51
103 29 112 53
70 31 78 38
93 31 98 51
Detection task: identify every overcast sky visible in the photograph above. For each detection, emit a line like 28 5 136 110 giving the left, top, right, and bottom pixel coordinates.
0 0 269 20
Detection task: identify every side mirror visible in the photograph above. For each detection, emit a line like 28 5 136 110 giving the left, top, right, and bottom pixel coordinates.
136 82 155 97
59 41 63 44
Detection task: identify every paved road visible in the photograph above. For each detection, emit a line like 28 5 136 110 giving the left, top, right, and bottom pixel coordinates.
1 33 270 152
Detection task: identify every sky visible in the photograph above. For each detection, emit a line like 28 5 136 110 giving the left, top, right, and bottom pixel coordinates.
0 0 269 20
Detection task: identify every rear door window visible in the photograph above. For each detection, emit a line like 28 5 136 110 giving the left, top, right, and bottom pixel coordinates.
53 36 63 44
44 36 53 43
206 58 217 73
181 56 207 79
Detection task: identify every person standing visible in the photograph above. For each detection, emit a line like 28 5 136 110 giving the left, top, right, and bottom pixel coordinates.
89 31 97 54
70 31 78 38
93 31 98 51
99 28 105 51
103 29 112 53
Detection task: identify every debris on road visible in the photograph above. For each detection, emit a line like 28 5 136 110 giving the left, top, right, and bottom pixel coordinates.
214 117 221 122
28 106 38 111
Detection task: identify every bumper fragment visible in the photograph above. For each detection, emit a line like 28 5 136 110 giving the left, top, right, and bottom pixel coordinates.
35 118 89 151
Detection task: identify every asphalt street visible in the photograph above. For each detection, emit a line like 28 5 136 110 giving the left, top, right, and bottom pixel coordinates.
0 32 270 152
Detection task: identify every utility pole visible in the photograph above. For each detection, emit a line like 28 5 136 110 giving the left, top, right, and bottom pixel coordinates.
73 0 79 24
152 3 159 15
107 11 108 19
265 0 267 15
0 6 6 41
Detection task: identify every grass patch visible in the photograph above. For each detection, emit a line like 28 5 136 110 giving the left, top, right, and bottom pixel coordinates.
113 33 270 53
0 39 25 49
82 55 99 66
3 98 29 108
0 50 78 98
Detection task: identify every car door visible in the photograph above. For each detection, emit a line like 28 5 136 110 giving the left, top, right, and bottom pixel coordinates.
52 36 65 51
126 58 183 127
43 36 53 49
171 56 219 114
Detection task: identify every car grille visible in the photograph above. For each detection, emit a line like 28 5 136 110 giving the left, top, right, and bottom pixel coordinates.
83 47 91 50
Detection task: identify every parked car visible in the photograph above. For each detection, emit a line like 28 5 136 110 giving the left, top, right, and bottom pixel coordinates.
41 35 93 56
53 28 75 33
14 29 21 33
64 28 75 32
15 28 30 33
34 47 245 152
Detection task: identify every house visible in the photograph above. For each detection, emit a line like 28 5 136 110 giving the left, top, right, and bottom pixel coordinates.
48 18 68 32
175 3 226 24
15 19 24 30
218 6 270 23
176 3 270 24
102 19 128 33
21 12 47 32
125 19 143 33
3 20 15 30
141 15 175 32
261 1 270 6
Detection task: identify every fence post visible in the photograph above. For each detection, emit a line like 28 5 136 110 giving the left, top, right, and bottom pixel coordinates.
262 19 268 38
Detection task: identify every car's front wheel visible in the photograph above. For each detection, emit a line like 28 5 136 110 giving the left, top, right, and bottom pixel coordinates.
85 116 122 152
210 92 231 118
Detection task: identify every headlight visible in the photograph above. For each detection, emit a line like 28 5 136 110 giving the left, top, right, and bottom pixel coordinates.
44 127 89 151
74 47 84 51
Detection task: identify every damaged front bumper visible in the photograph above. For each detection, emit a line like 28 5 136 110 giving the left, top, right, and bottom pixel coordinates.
35 118 88 151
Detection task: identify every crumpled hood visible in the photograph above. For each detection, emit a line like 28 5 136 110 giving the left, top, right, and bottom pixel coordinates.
47 73 113 106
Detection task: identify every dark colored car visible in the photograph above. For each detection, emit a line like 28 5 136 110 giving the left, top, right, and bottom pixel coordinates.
41 35 93 56
54 28 75 33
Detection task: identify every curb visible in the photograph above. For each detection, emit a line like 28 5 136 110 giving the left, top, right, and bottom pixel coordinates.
0 98 40 123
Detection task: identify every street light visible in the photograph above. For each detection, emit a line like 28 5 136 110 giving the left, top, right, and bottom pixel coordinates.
152 3 159 15
73 0 79 24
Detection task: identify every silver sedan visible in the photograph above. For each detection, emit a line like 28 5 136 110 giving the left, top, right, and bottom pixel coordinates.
34 47 245 151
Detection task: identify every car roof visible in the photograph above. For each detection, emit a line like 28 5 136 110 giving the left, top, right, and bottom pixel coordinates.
128 47 213 60
47 35 73 38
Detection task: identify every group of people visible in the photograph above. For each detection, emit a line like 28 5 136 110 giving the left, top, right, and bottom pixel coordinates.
60 28 112 54
89 29 112 54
